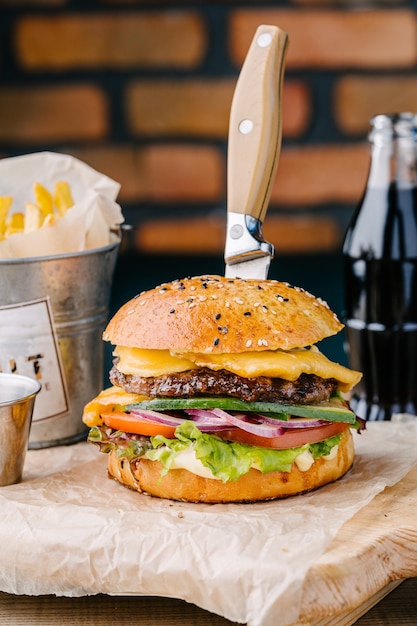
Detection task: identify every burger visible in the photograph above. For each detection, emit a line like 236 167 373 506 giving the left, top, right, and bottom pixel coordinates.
82 275 363 503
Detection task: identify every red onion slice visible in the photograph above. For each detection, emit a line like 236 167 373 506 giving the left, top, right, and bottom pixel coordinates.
129 407 329 437
255 414 329 428
210 408 286 438
185 408 235 431
130 408 185 427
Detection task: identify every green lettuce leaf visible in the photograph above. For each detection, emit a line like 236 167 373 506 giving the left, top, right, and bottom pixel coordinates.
146 420 342 483
87 426 152 460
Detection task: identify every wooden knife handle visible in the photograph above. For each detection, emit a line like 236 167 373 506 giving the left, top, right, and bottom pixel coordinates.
227 25 288 223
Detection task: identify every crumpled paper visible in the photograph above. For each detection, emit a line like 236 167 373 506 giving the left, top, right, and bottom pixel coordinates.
1 421 417 626
0 151 123 258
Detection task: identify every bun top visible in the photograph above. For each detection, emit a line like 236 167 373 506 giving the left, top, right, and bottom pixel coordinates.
104 275 343 353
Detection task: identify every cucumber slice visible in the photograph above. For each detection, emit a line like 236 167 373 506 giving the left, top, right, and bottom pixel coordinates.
127 396 356 424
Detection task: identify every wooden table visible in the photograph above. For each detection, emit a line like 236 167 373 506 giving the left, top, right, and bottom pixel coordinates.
0 578 416 625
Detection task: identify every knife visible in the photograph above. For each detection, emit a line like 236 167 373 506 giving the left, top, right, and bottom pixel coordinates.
224 24 288 279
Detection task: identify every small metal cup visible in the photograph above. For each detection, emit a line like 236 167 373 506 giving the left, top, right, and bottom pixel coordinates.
0 373 41 486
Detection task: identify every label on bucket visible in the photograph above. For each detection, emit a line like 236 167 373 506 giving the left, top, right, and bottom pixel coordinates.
0 297 70 422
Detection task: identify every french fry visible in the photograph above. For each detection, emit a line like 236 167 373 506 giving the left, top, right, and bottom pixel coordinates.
7 211 25 230
33 182 54 217
53 181 74 216
42 213 56 227
24 202 43 233
0 180 75 241
0 196 13 235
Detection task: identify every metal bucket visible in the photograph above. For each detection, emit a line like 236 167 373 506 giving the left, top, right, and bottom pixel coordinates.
0 235 120 448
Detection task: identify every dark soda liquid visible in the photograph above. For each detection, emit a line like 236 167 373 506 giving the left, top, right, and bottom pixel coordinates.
343 184 417 420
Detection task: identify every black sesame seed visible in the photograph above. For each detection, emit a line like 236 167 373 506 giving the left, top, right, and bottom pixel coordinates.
202 282 208 289
243 311 251 316
169 309 176 314
213 338 220 346
215 313 221 320
283 298 289 302
257 285 263 290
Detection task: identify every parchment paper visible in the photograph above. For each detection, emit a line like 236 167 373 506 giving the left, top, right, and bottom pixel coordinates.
0 151 123 258
1 421 417 626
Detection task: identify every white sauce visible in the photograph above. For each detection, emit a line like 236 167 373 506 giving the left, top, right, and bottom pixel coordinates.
170 446 221 480
294 449 315 472
323 443 339 462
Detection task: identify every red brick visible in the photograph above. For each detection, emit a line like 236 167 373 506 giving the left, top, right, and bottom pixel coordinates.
67 146 140 202
230 9 417 69
135 214 340 255
15 12 206 70
272 144 369 207
126 79 310 139
0 85 107 143
141 144 224 203
69 144 224 204
335 75 417 135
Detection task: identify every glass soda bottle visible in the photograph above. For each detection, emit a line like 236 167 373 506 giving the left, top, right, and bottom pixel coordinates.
343 112 417 421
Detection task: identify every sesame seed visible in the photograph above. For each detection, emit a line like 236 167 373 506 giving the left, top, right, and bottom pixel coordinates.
262 305 268 312
246 339 252 348
169 309 175 314
225 301 230 308
211 295 218 299
243 311 251 316
140 300 146 306
199 295 207 301
215 313 221 320
189 302 197 308
159 287 167 292
254 302 260 307
190 285 196 290
213 338 220 346
258 339 268 346
234 298 244 304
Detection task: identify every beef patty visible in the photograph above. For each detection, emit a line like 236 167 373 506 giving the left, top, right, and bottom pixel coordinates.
110 366 338 405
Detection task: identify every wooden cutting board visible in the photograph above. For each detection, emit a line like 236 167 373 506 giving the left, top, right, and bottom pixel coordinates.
291 462 417 625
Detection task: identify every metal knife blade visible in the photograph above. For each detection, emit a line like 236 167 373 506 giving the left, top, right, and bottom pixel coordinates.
224 25 288 279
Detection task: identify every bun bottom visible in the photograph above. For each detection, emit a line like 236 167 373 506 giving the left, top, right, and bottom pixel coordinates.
107 429 354 503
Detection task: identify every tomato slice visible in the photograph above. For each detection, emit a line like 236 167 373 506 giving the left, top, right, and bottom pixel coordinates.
101 411 176 438
101 411 349 449
215 420 349 449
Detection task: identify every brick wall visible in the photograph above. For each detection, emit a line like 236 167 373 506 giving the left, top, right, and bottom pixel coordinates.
1 0 417 260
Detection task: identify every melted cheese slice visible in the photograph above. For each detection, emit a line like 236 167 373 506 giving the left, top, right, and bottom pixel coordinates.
114 345 361 392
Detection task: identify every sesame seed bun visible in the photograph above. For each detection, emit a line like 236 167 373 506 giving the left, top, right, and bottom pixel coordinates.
107 428 354 503
103 275 343 353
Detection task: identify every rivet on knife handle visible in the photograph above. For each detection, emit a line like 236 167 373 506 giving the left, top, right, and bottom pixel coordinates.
225 25 288 278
